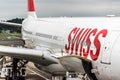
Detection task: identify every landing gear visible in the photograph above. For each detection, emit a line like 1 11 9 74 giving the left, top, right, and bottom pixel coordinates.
5 58 28 80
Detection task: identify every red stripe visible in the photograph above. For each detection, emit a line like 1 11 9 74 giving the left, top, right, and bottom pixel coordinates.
28 0 35 11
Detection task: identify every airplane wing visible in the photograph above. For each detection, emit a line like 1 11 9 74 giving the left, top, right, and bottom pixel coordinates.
0 46 58 66
0 21 22 27
0 22 59 66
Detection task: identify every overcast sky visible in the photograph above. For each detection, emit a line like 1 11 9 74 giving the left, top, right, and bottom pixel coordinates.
0 0 120 20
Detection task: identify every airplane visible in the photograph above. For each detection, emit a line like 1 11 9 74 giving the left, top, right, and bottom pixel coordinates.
0 0 120 80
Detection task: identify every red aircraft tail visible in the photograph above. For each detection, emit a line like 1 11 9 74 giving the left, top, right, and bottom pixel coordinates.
28 0 37 19
28 0 35 12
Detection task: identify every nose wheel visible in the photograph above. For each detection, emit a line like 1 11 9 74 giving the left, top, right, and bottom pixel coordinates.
5 58 28 80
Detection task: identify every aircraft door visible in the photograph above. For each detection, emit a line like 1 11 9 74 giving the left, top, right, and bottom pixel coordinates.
101 31 120 64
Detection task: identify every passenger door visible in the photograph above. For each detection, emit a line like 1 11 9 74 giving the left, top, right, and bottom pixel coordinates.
101 31 120 64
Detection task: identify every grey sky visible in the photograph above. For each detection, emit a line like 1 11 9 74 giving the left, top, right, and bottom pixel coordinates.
0 0 120 20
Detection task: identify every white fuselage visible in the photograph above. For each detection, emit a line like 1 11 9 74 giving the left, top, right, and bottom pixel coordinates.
22 17 120 80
